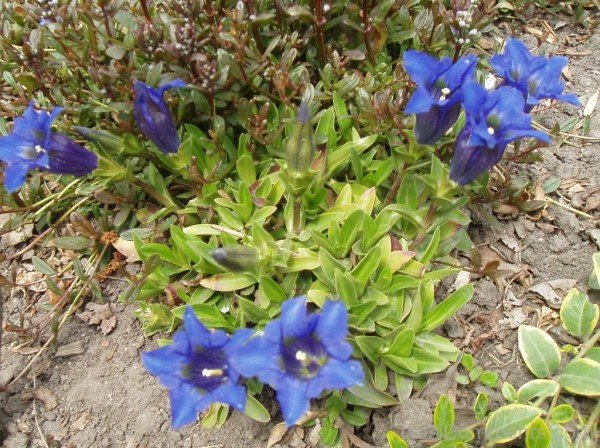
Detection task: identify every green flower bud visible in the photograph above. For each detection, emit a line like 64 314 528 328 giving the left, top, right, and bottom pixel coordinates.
285 102 315 175
74 127 124 152
210 246 259 272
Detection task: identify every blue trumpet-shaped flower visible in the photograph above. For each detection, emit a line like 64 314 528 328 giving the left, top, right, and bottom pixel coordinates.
0 102 97 193
229 297 364 427
404 50 478 145
450 83 552 185
491 38 580 111
133 79 186 154
142 307 248 428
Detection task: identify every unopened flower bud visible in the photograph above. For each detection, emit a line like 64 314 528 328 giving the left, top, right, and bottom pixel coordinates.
210 246 259 272
285 102 315 175
75 127 123 152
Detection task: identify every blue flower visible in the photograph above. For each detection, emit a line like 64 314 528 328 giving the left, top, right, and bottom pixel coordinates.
491 38 580 111
229 297 364 427
450 83 552 185
133 79 186 154
142 307 248 428
404 51 478 145
0 102 97 193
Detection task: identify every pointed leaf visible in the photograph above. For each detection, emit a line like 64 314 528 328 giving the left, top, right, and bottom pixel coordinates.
485 404 543 443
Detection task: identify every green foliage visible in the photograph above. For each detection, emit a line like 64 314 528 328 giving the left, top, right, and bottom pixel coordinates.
389 279 600 448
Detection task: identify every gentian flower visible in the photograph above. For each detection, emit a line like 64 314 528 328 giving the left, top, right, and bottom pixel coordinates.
491 38 580 111
0 102 97 193
450 83 552 185
229 297 364 427
404 50 478 145
133 79 186 154
142 307 248 428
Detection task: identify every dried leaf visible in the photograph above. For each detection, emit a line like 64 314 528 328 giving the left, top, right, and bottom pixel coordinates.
583 90 599 117
77 303 117 334
530 279 577 309
22 386 58 410
112 237 140 262
55 340 85 357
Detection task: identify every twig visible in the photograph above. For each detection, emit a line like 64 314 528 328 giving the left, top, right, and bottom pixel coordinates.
546 197 595 220
33 375 51 448
362 0 375 64
310 0 328 66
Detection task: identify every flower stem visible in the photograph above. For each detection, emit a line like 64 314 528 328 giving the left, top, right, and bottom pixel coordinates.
139 0 152 22
310 0 327 66
574 329 600 361
546 197 594 221
362 0 375 64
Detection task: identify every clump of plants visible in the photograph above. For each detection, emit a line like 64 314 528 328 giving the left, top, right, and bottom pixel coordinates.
0 0 592 446
387 280 600 447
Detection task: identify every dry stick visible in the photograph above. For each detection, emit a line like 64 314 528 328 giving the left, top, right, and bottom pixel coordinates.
311 0 328 66
2 246 106 391
32 375 51 448
7 194 92 262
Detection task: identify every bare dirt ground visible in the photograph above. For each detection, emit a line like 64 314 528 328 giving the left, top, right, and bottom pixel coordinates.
1 17 598 448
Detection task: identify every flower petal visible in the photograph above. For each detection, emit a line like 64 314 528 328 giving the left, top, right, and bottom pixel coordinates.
4 160 33 193
158 78 187 94
46 133 98 176
403 50 442 86
305 359 364 398
183 306 228 348
212 382 247 412
404 88 436 115
280 296 308 339
228 332 280 380
315 300 348 346
275 376 310 427
169 383 204 428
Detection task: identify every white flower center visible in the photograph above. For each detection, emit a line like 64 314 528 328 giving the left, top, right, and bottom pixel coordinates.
201 368 224 377
295 351 308 362
35 144 46 154
487 127 495 135
440 87 451 101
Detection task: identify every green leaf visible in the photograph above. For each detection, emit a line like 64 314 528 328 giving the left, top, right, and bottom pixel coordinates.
502 382 518 402
351 246 382 285
386 431 408 448
236 154 256 186
53 236 92 251
238 297 269 323
517 379 560 404
420 285 474 332
518 325 561 378
585 347 600 364
31 256 56 276
345 364 398 408
525 418 551 448
244 395 270 423
355 336 385 363
200 273 256 292
473 393 488 421
258 276 287 307
383 329 415 357
589 253 600 290
461 353 474 371
480 371 499 387
485 404 543 443
548 422 575 448
433 395 454 438
559 288 599 338
558 359 600 396
549 404 575 424
418 227 440 265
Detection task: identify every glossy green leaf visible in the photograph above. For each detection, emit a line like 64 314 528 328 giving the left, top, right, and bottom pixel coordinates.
386 431 408 448
559 288 599 338
433 395 454 438
525 418 551 448
485 404 543 443
420 285 474 332
517 379 560 404
473 393 488 421
549 404 575 424
244 395 270 422
518 325 561 378
558 359 600 396
383 329 415 357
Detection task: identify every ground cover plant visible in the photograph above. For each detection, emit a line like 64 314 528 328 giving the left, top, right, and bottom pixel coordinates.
0 1 598 447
